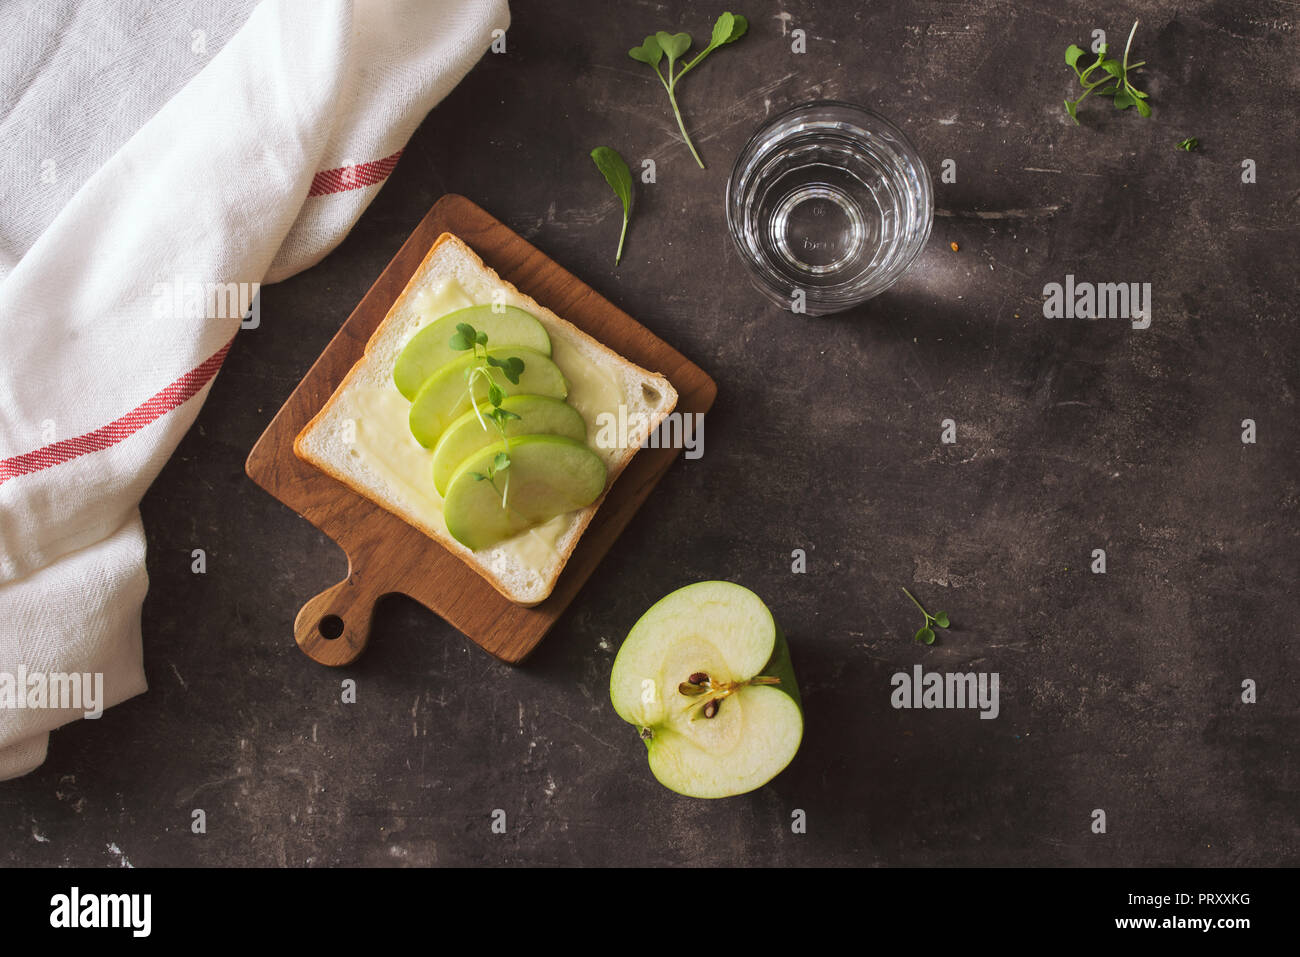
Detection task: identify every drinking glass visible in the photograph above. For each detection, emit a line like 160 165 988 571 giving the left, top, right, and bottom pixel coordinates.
726 101 934 316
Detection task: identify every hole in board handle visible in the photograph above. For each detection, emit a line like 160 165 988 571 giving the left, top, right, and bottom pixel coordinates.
319 615 344 640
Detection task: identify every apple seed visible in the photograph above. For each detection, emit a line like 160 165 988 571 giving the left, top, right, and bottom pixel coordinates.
683 676 781 719
689 672 709 685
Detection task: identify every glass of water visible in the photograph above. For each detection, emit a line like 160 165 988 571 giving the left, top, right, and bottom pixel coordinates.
726 101 933 316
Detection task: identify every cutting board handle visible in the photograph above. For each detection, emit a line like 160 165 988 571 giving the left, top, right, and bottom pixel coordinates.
294 571 384 667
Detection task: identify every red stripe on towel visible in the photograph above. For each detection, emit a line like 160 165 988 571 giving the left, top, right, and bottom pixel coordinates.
307 149 403 196
0 335 235 485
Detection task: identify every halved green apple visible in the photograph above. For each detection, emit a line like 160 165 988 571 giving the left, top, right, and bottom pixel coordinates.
431 394 587 496
393 305 552 400
408 347 567 448
443 434 606 551
610 581 802 799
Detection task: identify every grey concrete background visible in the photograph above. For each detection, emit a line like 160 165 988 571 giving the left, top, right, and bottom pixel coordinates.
3 0 1297 866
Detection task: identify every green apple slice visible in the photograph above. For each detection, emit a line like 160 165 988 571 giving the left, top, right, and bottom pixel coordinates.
610 581 803 799
393 305 552 400
408 347 567 448
432 394 587 496
443 435 607 551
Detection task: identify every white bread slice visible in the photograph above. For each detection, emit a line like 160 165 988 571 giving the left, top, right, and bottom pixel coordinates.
294 232 678 606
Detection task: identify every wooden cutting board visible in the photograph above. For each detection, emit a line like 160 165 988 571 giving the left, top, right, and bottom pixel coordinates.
245 195 716 666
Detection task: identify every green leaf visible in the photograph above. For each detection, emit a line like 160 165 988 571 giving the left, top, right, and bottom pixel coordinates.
915 627 936 645
711 12 748 48
655 30 691 64
1134 96 1151 117
456 322 476 341
475 330 488 345
469 471 487 482
485 356 518 385
496 408 521 421
484 355 521 385
592 144 633 261
1065 44 1085 68
710 13 734 48
448 332 471 351
1100 60 1123 78
487 382 504 407
1064 99 1079 124
1113 88 1135 110
934 612 950 628
628 35 663 67
590 146 632 216
1177 137 1199 151
493 452 511 472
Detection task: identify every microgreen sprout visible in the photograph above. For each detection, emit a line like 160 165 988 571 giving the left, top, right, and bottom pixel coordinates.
901 587 950 645
628 12 748 168
448 322 524 508
1063 20 1150 125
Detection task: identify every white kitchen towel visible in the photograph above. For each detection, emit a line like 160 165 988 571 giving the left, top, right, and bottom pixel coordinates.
0 0 509 780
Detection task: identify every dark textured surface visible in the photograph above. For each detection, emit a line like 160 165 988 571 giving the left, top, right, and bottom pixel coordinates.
3 0 1297 867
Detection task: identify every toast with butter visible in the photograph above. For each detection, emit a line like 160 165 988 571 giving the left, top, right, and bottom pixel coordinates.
294 233 679 606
